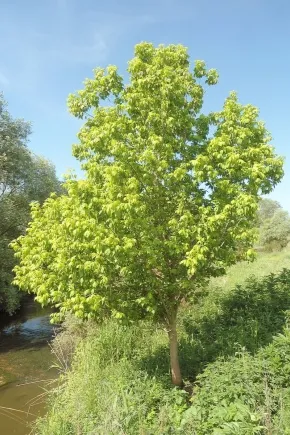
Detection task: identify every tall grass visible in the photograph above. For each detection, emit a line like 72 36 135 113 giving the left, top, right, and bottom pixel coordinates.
35 321 186 434
211 247 290 289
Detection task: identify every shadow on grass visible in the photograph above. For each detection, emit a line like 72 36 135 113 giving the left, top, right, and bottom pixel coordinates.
139 268 290 383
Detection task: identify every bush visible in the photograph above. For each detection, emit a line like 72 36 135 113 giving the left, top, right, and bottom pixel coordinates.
182 329 290 434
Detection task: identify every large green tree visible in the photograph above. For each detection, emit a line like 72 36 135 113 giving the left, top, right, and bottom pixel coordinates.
0 93 61 313
12 43 283 386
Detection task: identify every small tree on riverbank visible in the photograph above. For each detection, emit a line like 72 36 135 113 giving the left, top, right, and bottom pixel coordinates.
12 43 283 386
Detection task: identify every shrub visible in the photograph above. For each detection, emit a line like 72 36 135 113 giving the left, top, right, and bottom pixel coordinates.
182 329 290 434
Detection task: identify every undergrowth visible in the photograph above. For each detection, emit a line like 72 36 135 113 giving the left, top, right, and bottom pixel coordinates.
35 255 290 434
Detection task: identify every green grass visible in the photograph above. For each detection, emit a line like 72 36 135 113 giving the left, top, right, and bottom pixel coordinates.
211 247 290 290
34 249 290 434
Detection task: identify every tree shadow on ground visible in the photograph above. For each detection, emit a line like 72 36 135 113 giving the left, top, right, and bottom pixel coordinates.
139 268 290 383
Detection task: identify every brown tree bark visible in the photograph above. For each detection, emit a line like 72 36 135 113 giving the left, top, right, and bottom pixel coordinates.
167 310 182 387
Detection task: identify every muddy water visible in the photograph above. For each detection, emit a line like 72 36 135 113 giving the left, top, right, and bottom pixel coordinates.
0 298 56 434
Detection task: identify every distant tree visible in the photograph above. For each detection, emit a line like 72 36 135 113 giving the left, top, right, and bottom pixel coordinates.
12 43 284 386
256 198 290 251
259 208 290 251
0 93 61 313
257 198 281 224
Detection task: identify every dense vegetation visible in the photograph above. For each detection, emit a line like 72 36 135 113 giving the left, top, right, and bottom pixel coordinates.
35 250 290 434
12 43 283 386
0 93 61 313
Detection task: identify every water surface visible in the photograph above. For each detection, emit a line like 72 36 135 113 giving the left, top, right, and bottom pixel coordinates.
0 298 56 434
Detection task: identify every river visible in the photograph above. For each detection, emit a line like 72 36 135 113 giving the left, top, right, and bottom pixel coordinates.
0 298 56 434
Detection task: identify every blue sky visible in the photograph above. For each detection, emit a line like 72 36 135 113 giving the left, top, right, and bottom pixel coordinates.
0 0 289 211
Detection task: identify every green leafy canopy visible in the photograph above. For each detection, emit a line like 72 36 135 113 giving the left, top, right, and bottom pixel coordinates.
12 43 284 324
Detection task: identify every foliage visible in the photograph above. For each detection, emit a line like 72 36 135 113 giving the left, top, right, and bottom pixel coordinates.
12 42 283 384
257 198 282 224
259 209 290 251
181 352 267 434
182 328 290 434
256 198 290 251
0 93 61 313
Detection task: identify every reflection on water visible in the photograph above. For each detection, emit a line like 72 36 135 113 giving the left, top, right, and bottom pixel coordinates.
3 316 52 336
0 297 56 434
1 316 53 349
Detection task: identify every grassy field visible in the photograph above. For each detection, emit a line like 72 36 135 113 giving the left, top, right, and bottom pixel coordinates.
34 248 290 434
212 247 290 289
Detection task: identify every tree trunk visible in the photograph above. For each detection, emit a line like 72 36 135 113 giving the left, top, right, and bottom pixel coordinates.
167 311 182 387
